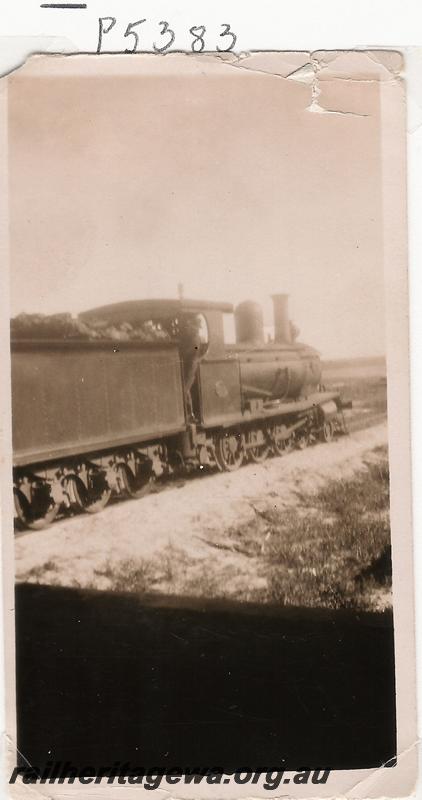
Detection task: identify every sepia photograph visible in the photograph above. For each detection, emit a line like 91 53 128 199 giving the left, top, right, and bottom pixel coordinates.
1 50 416 795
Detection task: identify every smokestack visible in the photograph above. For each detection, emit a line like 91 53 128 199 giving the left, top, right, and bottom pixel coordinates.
272 294 291 344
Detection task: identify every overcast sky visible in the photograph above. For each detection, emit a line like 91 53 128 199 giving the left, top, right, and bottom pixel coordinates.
8 54 385 358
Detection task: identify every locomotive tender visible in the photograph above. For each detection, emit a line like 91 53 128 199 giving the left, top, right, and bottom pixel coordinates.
12 294 349 529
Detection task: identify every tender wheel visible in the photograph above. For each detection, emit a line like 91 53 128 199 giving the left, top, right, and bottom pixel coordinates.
320 421 334 443
116 462 152 499
296 429 310 449
247 428 270 464
215 431 244 472
271 424 294 456
14 484 59 531
64 469 111 514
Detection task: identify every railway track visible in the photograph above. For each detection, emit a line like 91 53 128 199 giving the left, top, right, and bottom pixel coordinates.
13 411 386 538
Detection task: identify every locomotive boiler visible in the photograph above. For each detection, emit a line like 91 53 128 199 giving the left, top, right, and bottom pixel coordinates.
11 295 350 529
229 295 322 402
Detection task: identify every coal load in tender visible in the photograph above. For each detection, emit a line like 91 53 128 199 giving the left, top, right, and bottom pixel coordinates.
10 312 171 343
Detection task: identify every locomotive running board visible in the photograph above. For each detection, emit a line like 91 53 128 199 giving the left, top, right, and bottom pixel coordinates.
202 390 342 429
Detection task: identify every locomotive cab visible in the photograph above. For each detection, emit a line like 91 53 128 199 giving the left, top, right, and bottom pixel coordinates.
186 295 323 426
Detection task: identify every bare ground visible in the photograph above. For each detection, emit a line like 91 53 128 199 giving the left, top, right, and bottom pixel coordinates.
15 423 389 606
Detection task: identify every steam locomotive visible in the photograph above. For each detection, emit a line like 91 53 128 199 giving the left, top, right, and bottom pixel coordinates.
11 294 350 529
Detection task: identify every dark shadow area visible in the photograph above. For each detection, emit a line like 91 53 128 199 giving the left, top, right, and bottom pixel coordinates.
357 545 392 585
16 583 396 771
